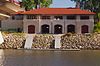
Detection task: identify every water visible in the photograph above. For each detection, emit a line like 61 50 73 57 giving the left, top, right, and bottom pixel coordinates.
0 49 100 66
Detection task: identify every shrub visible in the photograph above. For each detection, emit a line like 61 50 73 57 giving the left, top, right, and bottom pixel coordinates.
94 22 100 33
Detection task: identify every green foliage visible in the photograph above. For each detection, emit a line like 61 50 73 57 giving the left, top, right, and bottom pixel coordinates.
22 0 35 11
71 0 100 23
98 13 100 18
40 0 52 8
21 0 52 10
12 33 25 37
94 22 100 33
71 0 100 13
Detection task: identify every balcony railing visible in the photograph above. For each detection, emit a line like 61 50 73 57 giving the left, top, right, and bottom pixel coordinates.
12 17 93 22
24 19 38 22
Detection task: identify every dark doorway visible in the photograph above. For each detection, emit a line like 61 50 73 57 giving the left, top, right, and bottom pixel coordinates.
81 25 89 33
28 25 35 34
41 24 49 34
67 25 75 33
54 25 62 34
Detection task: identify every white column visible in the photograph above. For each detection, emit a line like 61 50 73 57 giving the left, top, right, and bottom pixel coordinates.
38 15 41 33
54 35 61 49
89 15 94 33
23 15 27 33
24 34 33 49
63 16 66 33
76 15 81 34
51 16 54 34
0 31 4 44
89 15 94 21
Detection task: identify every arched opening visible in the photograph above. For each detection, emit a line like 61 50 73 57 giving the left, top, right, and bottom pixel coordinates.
81 25 89 33
54 25 62 34
67 25 75 33
41 24 49 34
28 25 35 34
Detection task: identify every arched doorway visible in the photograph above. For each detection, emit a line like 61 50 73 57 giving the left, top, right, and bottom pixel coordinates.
41 24 49 34
81 25 89 33
28 25 35 34
54 25 62 34
67 25 75 33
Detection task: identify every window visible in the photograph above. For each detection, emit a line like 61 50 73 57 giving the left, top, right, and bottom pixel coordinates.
27 15 37 19
12 15 23 20
41 16 50 19
67 15 76 19
80 15 89 20
15 15 23 20
54 16 63 20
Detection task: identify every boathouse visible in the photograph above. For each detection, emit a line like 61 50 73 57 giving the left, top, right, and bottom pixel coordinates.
1 8 95 34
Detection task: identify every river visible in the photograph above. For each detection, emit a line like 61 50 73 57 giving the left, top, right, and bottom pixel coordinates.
0 49 100 66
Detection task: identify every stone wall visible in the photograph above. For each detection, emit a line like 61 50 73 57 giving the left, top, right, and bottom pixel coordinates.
61 33 100 50
0 32 25 49
32 34 54 49
1 32 100 50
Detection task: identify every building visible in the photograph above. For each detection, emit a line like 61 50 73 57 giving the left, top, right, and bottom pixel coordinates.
1 8 95 34
0 0 22 20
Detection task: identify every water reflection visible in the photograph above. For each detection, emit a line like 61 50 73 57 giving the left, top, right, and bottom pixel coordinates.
0 50 5 66
0 49 100 66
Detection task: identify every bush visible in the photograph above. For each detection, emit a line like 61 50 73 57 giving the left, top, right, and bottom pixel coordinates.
94 22 100 33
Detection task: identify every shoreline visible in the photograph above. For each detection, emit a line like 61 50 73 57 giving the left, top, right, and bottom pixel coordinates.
2 48 100 51
18 48 81 51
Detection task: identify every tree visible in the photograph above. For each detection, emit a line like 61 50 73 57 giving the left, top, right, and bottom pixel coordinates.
20 0 52 11
71 0 100 23
21 0 34 11
40 0 52 8
71 0 100 13
34 0 52 8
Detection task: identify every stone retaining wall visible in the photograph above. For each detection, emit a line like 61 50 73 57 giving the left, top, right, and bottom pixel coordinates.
1 32 100 50
32 34 54 49
61 33 100 50
0 32 25 49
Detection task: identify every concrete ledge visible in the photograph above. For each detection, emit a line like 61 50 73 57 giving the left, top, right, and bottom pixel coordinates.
18 49 80 51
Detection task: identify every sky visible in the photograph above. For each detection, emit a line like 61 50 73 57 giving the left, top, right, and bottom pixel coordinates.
50 0 76 8
16 0 76 8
